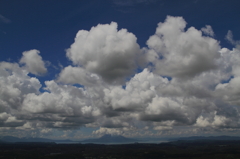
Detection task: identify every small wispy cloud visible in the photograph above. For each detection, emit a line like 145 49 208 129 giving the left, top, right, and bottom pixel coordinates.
112 0 157 6
0 14 11 24
226 30 240 49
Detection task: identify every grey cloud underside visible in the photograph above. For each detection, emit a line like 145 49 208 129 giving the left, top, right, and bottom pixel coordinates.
1 16 240 136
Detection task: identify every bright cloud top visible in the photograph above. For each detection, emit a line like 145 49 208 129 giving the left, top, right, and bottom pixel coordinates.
66 22 142 84
147 16 220 79
0 16 240 138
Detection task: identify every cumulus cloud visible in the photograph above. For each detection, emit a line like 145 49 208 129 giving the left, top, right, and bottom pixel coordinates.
21 80 101 128
0 61 42 129
19 49 47 76
93 127 123 136
140 96 215 126
58 66 99 86
153 126 172 131
1 16 240 138
215 76 240 106
103 68 168 111
195 113 230 128
147 16 220 79
66 22 142 84
0 62 42 110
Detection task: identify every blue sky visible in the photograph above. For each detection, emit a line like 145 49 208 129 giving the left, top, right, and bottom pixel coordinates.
0 0 240 139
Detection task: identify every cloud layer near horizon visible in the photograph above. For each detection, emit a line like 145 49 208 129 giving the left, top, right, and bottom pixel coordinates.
1 16 240 138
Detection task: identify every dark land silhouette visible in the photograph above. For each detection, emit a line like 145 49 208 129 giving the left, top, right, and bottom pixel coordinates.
1 136 240 158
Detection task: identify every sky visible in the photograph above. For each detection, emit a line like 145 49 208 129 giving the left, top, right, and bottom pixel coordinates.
0 0 240 140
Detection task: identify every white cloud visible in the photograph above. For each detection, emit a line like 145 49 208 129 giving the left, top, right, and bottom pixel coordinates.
58 66 99 86
66 22 142 84
215 76 240 106
0 61 42 111
140 96 213 126
20 49 47 76
92 127 123 136
20 80 103 129
41 128 52 133
153 126 172 131
195 112 233 129
147 16 220 79
103 68 168 111
214 48 240 107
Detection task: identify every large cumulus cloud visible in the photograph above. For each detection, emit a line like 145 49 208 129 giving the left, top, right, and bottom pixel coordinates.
1 16 240 138
0 61 41 128
103 69 168 111
21 80 101 128
66 22 142 84
147 16 220 79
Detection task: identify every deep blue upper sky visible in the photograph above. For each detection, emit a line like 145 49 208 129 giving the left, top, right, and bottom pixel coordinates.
1 0 239 67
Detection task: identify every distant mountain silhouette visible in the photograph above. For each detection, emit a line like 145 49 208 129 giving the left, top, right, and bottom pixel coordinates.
81 134 138 143
0 136 73 143
2 135 240 144
169 135 240 141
